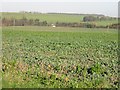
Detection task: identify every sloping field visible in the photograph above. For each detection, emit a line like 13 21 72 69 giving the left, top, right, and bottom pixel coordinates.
1 12 118 26
2 12 84 23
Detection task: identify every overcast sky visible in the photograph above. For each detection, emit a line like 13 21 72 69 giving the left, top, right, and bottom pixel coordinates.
1 0 119 17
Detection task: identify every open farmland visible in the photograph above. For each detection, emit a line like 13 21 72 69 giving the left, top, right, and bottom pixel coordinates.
2 26 118 88
1 12 118 26
2 12 84 23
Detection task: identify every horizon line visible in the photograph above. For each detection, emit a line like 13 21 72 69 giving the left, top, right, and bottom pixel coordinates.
0 11 118 18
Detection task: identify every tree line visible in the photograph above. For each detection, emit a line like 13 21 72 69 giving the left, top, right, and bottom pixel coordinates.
1 17 119 29
56 22 119 29
83 16 117 22
2 17 47 26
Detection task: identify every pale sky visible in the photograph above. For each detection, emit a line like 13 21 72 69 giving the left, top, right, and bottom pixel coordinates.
1 0 119 2
1 0 119 17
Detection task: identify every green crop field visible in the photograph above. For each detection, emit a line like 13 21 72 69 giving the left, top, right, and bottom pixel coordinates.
90 20 118 26
2 26 118 88
1 12 118 26
2 12 84 23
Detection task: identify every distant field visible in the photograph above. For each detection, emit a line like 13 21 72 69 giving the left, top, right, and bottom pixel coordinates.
2 26 118 88
2 12 118 26
2 12 84 23
93 20 118 26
